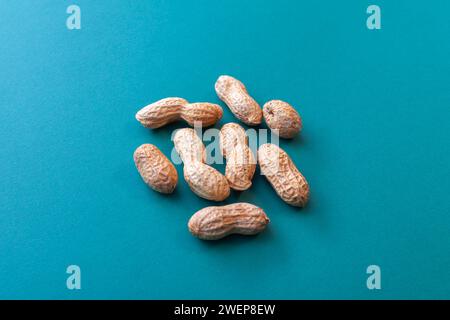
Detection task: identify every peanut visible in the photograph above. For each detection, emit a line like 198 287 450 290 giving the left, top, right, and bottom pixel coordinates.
263 100 302 139
133 144 178 194
173 128 230 201
136 97 223 129
219 123 256 191
215 75 262 126
258 143 309 207
188 203 270 240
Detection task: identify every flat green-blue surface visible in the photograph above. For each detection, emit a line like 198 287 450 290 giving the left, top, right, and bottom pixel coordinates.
1 0 449 299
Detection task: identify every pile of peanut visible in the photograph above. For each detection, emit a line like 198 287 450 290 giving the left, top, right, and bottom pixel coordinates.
134 75 309 240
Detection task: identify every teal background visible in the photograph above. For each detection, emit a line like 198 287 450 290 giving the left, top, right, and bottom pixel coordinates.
1 0 449 299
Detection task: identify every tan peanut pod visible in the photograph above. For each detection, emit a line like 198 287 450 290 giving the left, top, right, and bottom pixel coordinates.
173 128 230 201
188 203 270 240
136 97 222 129
133 144 178 194
263 100 302 139
219 123 256 191
173 127 206 163
257 143 309 207
180 103 223 127
215 75 262 126
136 97 187 128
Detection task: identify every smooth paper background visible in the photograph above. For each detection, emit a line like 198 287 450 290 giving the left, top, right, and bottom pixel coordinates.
1 0 449 299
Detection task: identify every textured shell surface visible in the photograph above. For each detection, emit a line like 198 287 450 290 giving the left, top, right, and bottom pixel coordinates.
188 203 270 240
133 144 178 194
183 162 230 201
180 103 223 127
219 122 248 157
136 98 222 129
215 75 262 126
224 147 256 191
258 143 309 207
219 123 256 191
135 97 187 128
173 128 206 163
263 100 302 139
173 128 230 201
